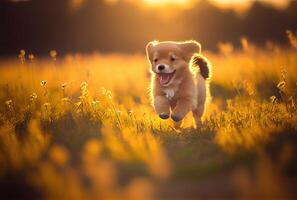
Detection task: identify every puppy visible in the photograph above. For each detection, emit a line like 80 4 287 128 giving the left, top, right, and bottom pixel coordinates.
146 40 211 128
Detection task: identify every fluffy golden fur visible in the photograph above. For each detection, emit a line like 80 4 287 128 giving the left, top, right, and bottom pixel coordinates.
146 40 211 128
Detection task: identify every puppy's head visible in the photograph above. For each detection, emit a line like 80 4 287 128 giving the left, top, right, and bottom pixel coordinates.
146 40 201 86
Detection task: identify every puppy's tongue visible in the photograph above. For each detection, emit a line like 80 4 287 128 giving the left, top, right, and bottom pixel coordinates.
159 74 172 85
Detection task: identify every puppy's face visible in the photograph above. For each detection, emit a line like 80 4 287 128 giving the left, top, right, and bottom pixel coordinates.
146 41 201 86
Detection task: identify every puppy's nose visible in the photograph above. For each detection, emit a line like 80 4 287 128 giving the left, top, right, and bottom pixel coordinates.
158 65 165 71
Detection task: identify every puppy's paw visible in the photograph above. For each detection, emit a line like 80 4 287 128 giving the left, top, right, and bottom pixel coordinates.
171 115 182 122
159 113 169 119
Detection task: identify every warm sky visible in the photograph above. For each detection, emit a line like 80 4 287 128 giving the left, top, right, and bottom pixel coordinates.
208 0 291 12
12 0 293 13
105 0 292 12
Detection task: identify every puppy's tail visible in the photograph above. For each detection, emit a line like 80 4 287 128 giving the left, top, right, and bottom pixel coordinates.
191 54 211 80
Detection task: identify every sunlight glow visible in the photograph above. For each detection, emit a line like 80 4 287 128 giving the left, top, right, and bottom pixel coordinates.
210 0 291 12
143 0 194 7
67 0 293 13
141 0 291 12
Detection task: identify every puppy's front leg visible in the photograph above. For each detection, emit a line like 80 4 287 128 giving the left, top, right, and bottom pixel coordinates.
171 96 192 122
154 95 170 119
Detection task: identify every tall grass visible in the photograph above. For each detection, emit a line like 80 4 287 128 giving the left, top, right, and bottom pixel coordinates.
0 39 296 199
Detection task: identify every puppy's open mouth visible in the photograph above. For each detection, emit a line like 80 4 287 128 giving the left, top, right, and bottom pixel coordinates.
158 70 176 86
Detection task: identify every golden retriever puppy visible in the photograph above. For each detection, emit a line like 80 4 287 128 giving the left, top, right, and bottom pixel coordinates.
146 40 211 128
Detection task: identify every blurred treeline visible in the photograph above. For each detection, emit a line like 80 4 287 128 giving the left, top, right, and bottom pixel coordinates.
0 0 297 56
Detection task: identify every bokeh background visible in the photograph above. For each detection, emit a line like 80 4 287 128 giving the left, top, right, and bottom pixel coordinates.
1 0 297 55
1 1 297 199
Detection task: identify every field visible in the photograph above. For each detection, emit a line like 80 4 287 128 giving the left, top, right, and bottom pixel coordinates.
0 38 297 199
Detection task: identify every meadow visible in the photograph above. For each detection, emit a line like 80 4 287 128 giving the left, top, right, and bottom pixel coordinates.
0 36 297 199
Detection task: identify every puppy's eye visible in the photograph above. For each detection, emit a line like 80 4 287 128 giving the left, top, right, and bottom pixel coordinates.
153 58 158 63
170 56 176 62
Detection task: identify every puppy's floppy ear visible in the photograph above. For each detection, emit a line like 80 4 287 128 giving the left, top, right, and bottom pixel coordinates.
146 40 158 63
179 40 201 62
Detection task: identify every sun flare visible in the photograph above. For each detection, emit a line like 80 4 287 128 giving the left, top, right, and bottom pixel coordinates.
143 0 193 7
141 0 291 11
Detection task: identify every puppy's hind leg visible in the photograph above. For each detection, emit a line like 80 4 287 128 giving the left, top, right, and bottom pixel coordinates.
193 74 208 129
192 104 205 129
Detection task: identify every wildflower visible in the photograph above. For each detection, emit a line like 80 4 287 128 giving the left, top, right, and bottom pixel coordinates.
226 99 232 107
277 81 286 89
28 53 34 60
20 49 25 56
49 50 57 60
80 82 89 96
280 69 287 75
29 93 37 101
101 87 112 99
92 100 100 108
18 50 26 63
61 82 68 90
61 97 70 103
128 109 134 115
43 102 51 110
80 82 88 89
5 100 13 108
270 96 277 103
240 37 249 51
40 80 47 87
